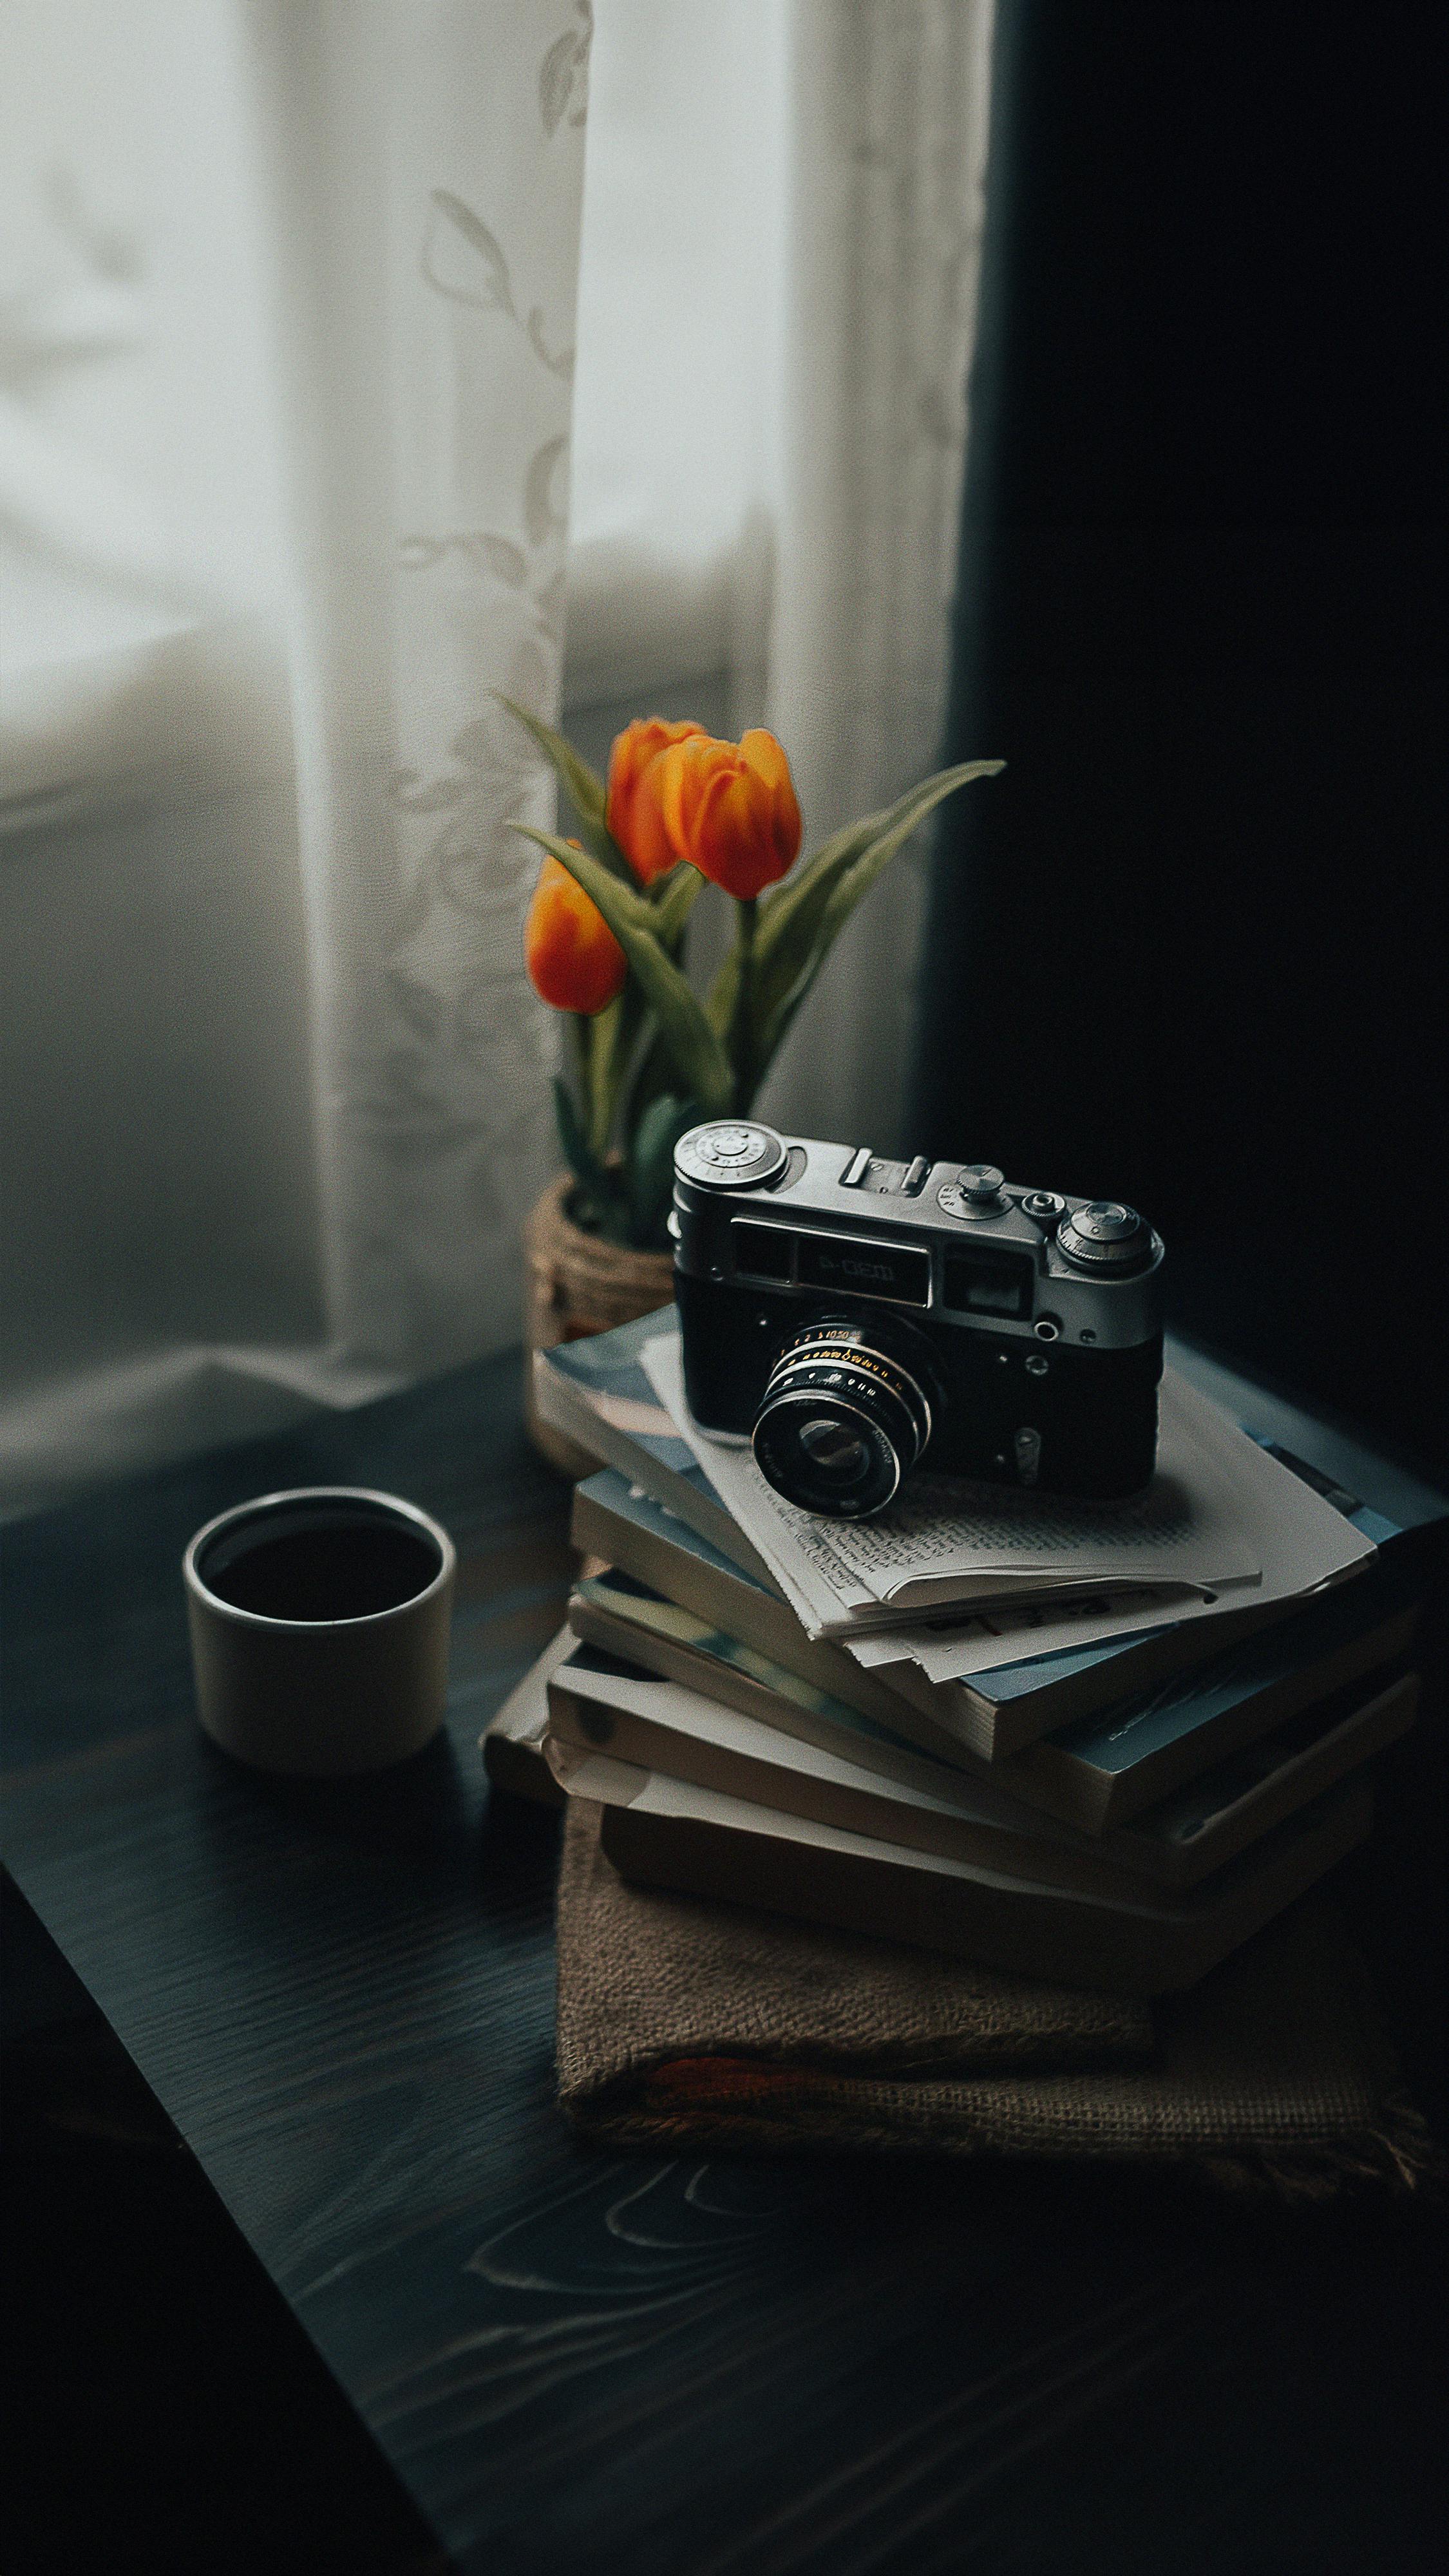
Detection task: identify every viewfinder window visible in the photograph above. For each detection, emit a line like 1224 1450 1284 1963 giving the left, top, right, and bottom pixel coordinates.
732 1221 794 1282
943 1250 1032 1318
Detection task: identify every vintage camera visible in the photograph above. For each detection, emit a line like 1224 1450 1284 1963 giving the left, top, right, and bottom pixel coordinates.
671 1122 1164 1517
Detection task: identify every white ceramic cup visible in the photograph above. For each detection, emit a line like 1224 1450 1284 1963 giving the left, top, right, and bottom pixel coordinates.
184 1487 456 1776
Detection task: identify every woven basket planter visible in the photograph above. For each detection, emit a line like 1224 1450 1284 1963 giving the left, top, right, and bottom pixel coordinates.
522 1173 674 1476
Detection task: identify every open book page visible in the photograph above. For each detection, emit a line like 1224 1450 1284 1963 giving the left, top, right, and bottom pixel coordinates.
845 1586 1205 1681
864 1413 1379 1685
642 1336 1300 1638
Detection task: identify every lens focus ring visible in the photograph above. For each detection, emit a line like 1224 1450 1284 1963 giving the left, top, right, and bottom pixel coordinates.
751 1322 932 1519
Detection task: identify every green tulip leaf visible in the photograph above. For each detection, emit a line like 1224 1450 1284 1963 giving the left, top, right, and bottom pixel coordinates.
515 826 734 1113
590 978 667 1157
709 759 1004 1088
652 859 706 949
626 1091 694 1249
497 697 635 882
582 989 626 1155
756 759 1002 1000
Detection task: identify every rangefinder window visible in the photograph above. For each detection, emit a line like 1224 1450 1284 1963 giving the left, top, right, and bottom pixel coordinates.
731 1220 795 1283
943 1249 1032 1318
796 1232 930 1306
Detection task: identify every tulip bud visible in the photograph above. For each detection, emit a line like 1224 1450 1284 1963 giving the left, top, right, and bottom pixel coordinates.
524 853 627 1015
656 728 802 901
606 717 708 884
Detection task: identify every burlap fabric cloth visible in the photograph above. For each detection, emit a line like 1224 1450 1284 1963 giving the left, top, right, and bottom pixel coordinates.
556 1801 1439 2195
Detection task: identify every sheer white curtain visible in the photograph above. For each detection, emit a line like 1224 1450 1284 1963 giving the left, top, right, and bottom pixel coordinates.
565 0 787 719
243 0 588 1378
1 0 589 1514
0 0 994 1516
762 0 996 1148
564 0 995 1149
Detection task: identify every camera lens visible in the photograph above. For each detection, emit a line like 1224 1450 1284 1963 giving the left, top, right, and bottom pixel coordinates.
797 1417 873 1480
751 1321 933 1517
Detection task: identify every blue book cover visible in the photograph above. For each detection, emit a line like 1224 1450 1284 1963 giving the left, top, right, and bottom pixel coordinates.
923 1431 1422 1731
580 1465 770 1587
543 1311 711 1495
1005 1546 1423 1834
1038 1550 1420 1786
539 1313 772 1577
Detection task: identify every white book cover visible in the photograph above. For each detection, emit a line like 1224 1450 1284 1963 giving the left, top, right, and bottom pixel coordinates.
551 1647 1083 1841
556 1744 1120 1905
641 1333 1374 1645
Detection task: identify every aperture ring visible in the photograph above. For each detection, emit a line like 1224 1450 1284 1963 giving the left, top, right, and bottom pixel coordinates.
761 1359 923 1462
763 1339 933 1452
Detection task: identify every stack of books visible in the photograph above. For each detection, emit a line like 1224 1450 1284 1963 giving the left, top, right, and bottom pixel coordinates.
486 1312 1440 1996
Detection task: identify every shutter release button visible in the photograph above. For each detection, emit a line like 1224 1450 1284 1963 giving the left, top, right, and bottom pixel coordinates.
936 1163 1008 1220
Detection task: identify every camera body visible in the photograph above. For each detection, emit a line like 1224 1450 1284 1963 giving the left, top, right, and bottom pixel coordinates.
671 1122 1164 1515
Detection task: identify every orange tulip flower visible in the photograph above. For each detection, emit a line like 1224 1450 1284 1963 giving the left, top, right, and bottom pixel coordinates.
657 728 802 901
605 717 708 884
524 853 627 1015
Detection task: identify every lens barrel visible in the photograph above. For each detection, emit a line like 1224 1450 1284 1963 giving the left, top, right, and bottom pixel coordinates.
750 1321 933 1517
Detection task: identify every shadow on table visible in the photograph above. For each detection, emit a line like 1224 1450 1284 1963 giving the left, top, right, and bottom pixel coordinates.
0 1871 446 2576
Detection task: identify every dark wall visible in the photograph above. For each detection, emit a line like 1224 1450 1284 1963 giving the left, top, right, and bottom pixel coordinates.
913 1 1448 1475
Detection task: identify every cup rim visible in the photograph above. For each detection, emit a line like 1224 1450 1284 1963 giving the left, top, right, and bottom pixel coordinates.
183 1486 456 1632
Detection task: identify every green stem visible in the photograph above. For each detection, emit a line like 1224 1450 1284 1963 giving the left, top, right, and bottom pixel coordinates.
567 1013 599 1161
586 1008 612 1159
728 896 757 1112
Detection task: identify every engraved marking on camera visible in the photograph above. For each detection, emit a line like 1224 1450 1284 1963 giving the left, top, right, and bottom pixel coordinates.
676 1121 787 1188
766 1341 932 1441
794 1231 931 1308
936 1177 1010 1222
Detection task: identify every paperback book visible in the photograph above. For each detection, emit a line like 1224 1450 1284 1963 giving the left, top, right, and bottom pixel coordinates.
570 1523 1420 1827
571 1463 1402 1759
547 1741 1374 1996
959 1556 1421 1826
548 1642 1150 1900
479 1632 570 1805
547 1631 1416 1893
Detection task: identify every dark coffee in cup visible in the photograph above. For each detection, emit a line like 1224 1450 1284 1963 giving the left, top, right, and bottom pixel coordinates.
184 1488 456 1775
194 1496 443 1624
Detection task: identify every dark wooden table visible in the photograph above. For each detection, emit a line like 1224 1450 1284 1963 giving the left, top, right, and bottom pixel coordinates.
2 1343 1444 2575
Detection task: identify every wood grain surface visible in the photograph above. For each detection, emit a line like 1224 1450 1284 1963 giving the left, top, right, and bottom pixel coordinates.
2 1347 1444 2575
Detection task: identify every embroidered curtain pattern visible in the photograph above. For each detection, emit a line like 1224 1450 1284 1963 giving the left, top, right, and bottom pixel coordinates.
246 0 592 1377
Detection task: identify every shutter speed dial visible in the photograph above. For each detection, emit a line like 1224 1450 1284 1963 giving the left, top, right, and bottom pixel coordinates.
676 1122 788 1188
1056 1200 1154 1271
